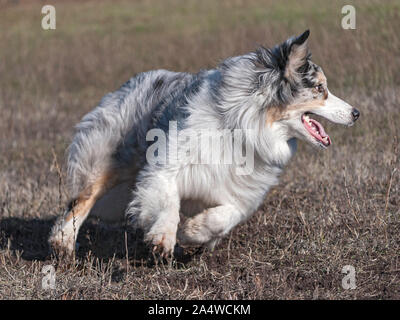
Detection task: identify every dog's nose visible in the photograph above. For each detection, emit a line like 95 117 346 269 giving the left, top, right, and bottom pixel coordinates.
351 108 360 121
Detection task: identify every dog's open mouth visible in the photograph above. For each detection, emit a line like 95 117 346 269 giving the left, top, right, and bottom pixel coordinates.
301 113 331 147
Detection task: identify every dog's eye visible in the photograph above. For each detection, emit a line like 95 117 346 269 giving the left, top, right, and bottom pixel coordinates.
316 84 324 93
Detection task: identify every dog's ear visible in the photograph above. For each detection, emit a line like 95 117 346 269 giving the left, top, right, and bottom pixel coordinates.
284 30 310 82
255 30 310 88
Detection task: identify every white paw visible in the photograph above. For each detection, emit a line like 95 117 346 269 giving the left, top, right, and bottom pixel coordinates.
48 231 76 255
145 226 177 257
205 237 221 250
177 216 212 246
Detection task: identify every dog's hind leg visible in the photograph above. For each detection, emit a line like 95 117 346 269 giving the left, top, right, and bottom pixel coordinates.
177 204 244 250
49 171 124 255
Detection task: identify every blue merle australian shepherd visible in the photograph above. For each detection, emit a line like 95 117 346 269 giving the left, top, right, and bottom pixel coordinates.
49 30 360 256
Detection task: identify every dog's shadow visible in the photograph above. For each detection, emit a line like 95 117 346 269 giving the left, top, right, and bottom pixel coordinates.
0 217 194 266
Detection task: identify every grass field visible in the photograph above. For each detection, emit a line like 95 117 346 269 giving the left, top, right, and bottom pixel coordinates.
0 0 399 299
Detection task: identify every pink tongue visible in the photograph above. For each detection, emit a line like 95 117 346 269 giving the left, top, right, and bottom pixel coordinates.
310 119 328 138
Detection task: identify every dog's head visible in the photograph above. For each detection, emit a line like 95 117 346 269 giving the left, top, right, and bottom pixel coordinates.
253 30 360 149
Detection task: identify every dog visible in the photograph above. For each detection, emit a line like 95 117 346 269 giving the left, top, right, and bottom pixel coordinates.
49 30 360 256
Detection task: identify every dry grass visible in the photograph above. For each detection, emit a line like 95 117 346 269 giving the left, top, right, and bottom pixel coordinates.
0 0 399 299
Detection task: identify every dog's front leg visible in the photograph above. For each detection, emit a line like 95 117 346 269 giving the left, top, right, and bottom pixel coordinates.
129 172 180 257
178 204 244 249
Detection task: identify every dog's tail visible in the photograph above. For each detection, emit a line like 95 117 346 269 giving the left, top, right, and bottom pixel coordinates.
67 93 124 198
66 78 144 198
66 69 195 199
